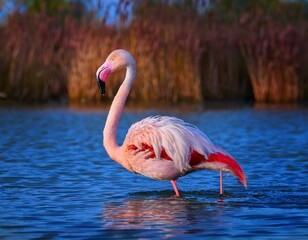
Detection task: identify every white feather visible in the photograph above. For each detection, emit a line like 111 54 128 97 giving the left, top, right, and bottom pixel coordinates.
124 115 216 172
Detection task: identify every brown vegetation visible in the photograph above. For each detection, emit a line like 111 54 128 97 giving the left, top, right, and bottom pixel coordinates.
239 10 302 103
0 12 77 101
0 0 307 104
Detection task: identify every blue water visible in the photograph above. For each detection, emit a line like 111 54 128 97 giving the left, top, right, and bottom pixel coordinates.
0 106 307 239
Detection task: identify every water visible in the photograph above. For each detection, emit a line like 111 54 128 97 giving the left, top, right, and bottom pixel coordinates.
0 106 307 239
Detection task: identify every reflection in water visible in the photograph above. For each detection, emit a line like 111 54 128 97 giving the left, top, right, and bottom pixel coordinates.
103 195 225 237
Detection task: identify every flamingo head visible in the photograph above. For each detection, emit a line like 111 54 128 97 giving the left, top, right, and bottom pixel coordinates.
96 49 135 95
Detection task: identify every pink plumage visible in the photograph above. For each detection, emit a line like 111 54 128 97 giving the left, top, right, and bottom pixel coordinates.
96 49 247 196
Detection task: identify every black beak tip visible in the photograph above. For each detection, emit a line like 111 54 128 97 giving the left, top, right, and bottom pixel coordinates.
96 78 106 95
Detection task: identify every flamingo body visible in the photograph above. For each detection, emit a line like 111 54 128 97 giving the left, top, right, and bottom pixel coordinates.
96 49 246 196
124 116 245 183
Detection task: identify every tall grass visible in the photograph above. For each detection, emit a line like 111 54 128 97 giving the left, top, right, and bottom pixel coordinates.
199 23 252 101
239 10 302 103
68 1 203 103
0 0 307 104
0 12 77 101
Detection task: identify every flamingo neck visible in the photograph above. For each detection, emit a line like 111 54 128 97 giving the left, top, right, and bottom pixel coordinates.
103 65 136 171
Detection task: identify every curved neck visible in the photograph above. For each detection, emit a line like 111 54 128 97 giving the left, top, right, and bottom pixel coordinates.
103 65 136 169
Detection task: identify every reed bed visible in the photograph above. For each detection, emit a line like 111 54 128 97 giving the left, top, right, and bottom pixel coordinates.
200 24 253 101
0 12 77 101
0 0 307 104
68 1 203 103
239 10 302 103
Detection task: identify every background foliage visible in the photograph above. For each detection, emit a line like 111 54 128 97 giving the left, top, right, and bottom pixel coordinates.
0 0 307 104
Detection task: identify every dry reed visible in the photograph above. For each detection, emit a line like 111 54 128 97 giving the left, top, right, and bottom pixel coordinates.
239 10 301 103
68 1 203 103
1 11 76 101
0 0 307 104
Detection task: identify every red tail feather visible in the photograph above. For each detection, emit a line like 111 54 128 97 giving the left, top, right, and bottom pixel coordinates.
208 152 247 188
189 150 247 188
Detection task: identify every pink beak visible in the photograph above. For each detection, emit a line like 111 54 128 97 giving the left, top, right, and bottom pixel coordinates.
96 63 111 95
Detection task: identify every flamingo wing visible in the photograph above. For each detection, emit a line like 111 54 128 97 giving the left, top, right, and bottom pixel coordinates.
123 116 216 172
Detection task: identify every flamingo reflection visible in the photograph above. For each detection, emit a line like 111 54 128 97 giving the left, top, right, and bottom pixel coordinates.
102 195 225 236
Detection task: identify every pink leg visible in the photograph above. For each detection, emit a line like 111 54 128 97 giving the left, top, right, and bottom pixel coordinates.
220 170 223 195
171 180 180 197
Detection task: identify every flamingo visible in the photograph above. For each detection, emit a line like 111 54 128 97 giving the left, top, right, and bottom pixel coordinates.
96 49 247 197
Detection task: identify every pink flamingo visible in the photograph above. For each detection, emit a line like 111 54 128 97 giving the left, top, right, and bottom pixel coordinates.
96 49 247 197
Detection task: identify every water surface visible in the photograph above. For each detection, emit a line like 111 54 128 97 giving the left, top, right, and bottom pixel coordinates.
0 106 307 239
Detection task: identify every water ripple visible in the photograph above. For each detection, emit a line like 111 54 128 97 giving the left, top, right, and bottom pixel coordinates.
0 107 307 239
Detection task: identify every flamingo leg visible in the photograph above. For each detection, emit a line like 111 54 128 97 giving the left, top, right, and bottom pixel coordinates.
171 180 180 197
220 170 223 195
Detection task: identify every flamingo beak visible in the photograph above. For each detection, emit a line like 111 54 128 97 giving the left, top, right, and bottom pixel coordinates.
96 71 106 95
96 64 111 95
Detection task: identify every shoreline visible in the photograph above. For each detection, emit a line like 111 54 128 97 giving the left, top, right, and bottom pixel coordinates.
1 99 306 113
